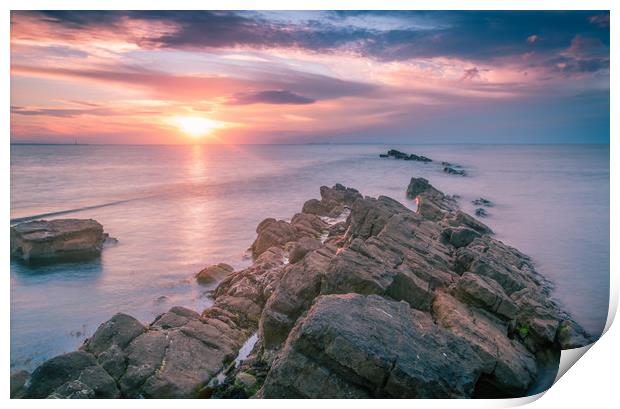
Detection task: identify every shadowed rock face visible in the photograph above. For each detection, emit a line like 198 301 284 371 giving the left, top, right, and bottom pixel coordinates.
16 180 594 399
10 219 109 263
263 294 484 398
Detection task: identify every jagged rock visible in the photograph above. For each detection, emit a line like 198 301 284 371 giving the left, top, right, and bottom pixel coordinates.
48 380 95 399
10 219 109 263
19 181 593 400
347 196 409 240
556 320 593 349
453 211 493 234
83 313 146 356
251 219 300 258
290 213 328 237
10 370 29 398
24 351 118 398
196 263 234 285
406 177 440 199
321 237 433 312
288 237 322 264
302 185 360 217
301 199 329 216
260 246 336 352
432 291 537 397
320 184 362 206
454 272 517 320
152 306 201 329
263 294 484 398
443 227 481 248
116 308 249 398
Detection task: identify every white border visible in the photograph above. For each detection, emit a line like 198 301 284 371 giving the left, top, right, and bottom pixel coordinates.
2 1 616 408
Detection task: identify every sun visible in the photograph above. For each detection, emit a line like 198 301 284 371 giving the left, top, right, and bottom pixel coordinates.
171 116 223 138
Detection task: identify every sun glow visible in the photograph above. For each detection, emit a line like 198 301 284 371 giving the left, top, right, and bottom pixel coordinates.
172 116 223 138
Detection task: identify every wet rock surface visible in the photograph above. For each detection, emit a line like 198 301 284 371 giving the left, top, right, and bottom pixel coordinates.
16 180 593 399
196 263 234 285
10 219 111 263
380 149 433 162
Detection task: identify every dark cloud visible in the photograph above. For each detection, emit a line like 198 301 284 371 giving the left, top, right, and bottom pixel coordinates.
11 105 109 117
14 11 610 63
460 67 480 81
543 54 610 74
230 90 315 105
12 64 375 102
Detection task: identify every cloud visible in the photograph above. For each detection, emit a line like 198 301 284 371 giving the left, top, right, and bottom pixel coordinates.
568 34 607 58
11 105 110 117
13 11 610 63
527 35 541 44
588 13 610 28
230 90 315 105
548 56 610 74
460 67 480 81
11 64 376 102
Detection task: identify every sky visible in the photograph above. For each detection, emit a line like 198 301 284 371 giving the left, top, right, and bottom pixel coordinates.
10 10 610 144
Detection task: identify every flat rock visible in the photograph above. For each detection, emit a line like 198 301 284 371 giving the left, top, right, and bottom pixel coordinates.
10 219 109 263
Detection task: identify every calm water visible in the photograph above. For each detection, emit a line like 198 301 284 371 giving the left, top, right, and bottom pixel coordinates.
10 144 609 371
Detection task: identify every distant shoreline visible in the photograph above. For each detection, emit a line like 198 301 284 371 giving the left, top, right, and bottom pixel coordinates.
10 142 610 147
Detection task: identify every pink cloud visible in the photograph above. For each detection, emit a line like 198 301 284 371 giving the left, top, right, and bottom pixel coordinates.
526 35 541 44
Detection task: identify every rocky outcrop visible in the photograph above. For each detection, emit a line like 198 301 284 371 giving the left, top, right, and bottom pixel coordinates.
10 219 110 263
256 178 591 398
301 183 361 217
380 149 433 162
262 294 484 398
17 179 594 399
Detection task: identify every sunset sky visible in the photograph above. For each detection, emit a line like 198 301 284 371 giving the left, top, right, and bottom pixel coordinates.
10 10 610 144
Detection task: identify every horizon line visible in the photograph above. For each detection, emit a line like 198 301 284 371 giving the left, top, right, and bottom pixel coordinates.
10 142 611 146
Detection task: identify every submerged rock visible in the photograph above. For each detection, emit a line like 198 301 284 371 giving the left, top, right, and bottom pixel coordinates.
10 219 110 263
443 166 466 176
475 208 489 217
473 198 493 207
382 149 433 162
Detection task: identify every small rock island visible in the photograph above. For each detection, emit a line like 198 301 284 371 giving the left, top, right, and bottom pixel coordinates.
10 219 111 263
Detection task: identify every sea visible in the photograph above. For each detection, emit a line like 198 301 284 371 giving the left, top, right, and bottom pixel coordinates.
10 143 610 371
